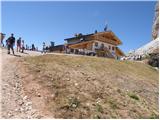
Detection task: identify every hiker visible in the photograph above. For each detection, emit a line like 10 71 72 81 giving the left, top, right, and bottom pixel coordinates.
6 33 15 55
32 44 35 51
21 40 25 53
17 37 21 52
0 33 5 47
42 42 46 53
1 39 4 47
26 44 28 50
6 39 8 48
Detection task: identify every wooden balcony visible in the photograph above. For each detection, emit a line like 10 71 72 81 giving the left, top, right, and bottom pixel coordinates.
94 35 118 45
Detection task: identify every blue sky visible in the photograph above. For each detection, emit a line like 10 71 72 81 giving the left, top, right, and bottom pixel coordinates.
1 1 156 53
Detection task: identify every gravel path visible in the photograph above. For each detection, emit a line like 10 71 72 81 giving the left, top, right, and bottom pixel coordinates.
0 48 42 118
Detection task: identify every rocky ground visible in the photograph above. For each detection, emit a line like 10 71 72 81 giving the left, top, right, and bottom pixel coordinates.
0 47 159 119
24 53 159 119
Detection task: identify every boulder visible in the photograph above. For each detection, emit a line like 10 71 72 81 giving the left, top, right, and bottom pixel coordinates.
148 53 159 67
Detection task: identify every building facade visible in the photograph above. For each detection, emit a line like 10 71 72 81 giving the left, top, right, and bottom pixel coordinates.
64 31 125 58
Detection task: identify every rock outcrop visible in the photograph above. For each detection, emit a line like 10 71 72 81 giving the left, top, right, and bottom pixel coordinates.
128 2 159 57
133 38 159 55
125 2 159 68
152 2 159 40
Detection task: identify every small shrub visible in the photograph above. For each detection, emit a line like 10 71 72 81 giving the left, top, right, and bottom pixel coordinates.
149 113 159 119
109 100 119 109
148 53 159 67
95 104 103 113
117 89 121 93
68 97 80 109
128 92 139 100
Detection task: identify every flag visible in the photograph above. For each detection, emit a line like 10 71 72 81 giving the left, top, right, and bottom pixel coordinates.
104 20 108 31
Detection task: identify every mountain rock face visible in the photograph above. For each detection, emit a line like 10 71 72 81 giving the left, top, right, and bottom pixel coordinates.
128 2 159 57
133 38 159 55
152 2 159 40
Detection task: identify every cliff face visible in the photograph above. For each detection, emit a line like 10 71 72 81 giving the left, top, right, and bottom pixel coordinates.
129 2 159 56
152 2 159 40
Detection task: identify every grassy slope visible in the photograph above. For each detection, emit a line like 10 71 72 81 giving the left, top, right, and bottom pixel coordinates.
24 54 159 119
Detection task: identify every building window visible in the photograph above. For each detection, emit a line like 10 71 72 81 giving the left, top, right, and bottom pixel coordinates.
95 42 98 47
112 46 115 51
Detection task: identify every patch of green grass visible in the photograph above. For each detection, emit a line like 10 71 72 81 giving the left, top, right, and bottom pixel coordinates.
149 113 159 119
95 103 103 113
109 100 119 109
128 92 139 100
68 97 80 109
57 96 80 111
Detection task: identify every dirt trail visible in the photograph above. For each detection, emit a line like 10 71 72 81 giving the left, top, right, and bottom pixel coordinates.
0 48 47 118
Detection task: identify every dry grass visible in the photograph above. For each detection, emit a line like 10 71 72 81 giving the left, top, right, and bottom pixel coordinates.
24 54 159 119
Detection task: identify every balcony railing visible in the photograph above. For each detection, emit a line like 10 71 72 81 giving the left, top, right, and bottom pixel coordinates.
94 35 117 45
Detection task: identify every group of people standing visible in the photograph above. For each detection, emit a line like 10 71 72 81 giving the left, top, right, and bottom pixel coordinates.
2 33 48 55
120 55 142 61
42 42 50 53
6 33 25 55
16 37 25 53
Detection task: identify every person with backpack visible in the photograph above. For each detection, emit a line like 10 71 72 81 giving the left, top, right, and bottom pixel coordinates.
17 37 21 52
7 33 15 55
